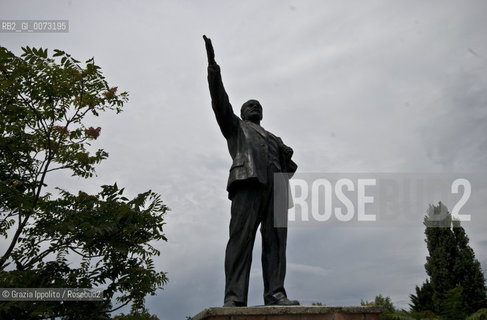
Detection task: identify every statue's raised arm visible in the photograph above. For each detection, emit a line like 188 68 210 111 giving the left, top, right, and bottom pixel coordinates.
203 35 216 65
203 35 238 138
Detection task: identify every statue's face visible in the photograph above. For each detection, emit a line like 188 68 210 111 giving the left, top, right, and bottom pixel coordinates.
241 100 263 122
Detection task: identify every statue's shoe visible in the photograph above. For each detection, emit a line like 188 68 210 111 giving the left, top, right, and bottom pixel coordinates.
265 292 300 306
223 300 246 307
269 297 300 306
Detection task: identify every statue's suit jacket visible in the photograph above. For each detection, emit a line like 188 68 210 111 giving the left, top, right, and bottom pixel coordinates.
207 64 297 198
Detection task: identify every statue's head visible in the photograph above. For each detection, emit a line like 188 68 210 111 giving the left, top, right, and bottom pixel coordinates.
241 99 263 123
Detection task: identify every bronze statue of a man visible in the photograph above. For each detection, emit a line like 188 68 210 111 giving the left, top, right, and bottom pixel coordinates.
203 35 299 307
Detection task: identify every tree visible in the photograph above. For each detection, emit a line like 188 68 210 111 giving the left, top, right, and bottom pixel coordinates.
113 307 160 320
466 308 487 320
414 202 487 316
361 294 396 315
0 46 168 319
409 280 434 313
442 285 466 320
452 220 487 313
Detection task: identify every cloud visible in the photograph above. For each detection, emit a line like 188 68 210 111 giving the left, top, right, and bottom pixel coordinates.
289 263 329 277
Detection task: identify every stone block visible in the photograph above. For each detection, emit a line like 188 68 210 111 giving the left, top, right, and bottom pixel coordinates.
191 306 382 320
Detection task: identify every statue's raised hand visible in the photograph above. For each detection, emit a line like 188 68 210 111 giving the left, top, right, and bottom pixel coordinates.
203 35 216 65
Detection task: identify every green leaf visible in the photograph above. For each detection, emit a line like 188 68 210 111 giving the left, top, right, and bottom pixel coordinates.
52 49 64 57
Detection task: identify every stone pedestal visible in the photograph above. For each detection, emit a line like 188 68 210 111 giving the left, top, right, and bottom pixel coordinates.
191 306 382 320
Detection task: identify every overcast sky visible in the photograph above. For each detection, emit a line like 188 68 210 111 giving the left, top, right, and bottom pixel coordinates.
2 0 487 319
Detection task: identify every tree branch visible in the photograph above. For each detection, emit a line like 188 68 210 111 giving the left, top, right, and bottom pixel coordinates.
108 300 131 313
45 165 69 173
19 93 48 134
68 245 104 259
22 244 58 269
0 132 55 268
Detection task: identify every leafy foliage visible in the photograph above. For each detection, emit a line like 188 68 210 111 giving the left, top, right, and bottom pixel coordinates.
384 311 442 320
441 285 466 320
361 294 396 319
451 220 487 314
466 308 487 320
409 202 487 318
424 203 486 315
112 307 160 320
410 280 434 313
0 46 168 318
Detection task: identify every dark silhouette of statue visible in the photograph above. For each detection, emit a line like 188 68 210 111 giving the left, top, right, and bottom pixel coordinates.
203 35 299 307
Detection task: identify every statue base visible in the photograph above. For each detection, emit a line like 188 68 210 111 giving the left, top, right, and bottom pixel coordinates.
191 305 382 320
